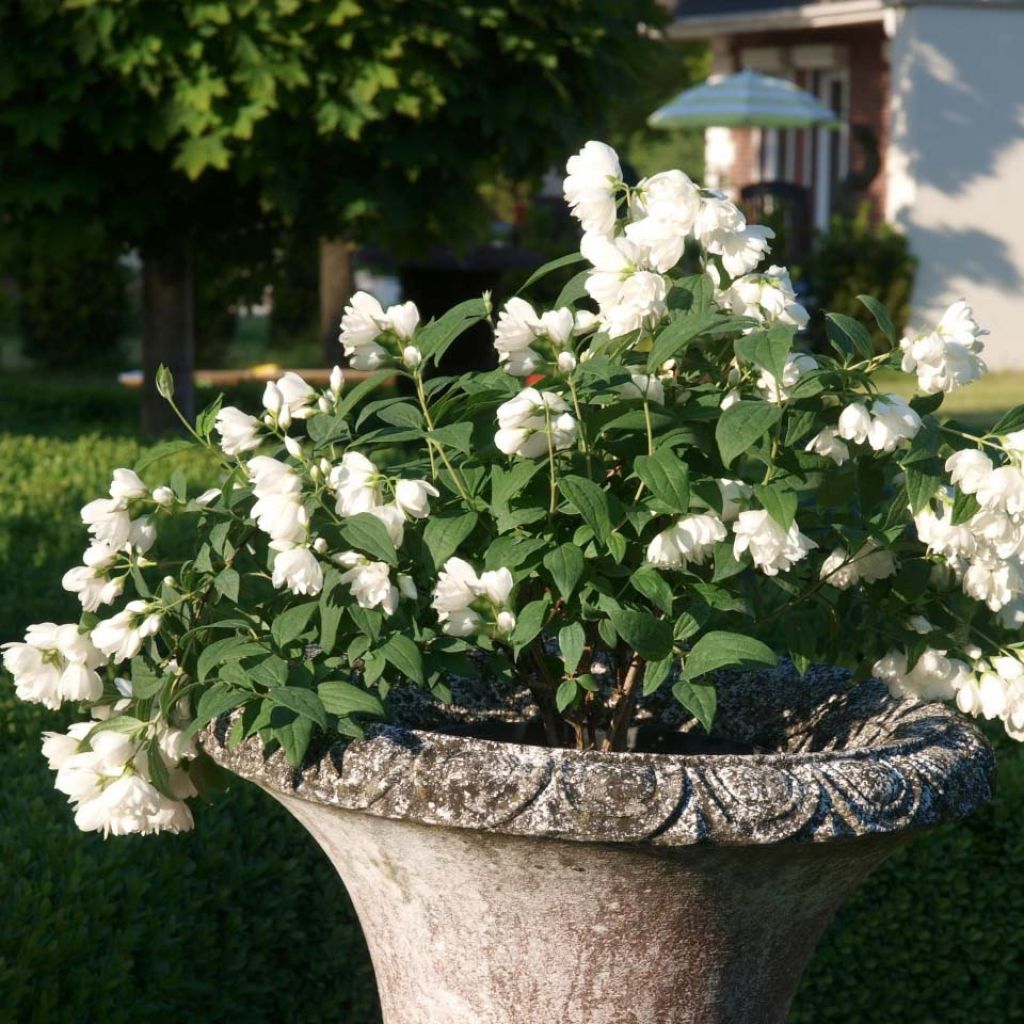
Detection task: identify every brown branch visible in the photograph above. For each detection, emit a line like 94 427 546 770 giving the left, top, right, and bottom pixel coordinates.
529 642 564 748
602 654 645 752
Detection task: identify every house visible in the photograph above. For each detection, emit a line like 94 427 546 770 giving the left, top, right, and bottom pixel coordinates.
669 0 1024 370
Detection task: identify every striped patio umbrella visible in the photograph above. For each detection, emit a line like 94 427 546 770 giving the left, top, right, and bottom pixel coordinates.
648 69 841 130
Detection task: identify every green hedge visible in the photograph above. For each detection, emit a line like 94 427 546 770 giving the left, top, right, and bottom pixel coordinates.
1 425 1021 1022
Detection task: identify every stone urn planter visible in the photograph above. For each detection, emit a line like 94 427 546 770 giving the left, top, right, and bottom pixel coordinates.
203 665 994 1024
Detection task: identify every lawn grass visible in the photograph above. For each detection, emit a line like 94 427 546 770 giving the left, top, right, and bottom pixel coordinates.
877 369 1024 433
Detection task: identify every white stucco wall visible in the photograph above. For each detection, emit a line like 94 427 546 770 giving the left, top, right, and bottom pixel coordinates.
887 3 1024 369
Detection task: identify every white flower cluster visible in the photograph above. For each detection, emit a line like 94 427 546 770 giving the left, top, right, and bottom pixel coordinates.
874 645 1024 740
718 265 809 330
837 394 922 453
732 510 817 576
328 451 437 614
563 142 775 340
338 293 422 371
820 542 896 590
495 388 578 459
647 513 726 569
900 300 987 395
431 557 516 638
64 468 160 613
756 353 818 404
43 689 196 837
2 622 106 708
493 298 597 377
915 449 1024 612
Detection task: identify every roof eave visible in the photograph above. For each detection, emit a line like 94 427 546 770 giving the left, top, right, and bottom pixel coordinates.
668 0 888 39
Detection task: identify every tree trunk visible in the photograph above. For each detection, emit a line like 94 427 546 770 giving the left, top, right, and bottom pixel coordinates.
142 247 195 436
319 237 354 365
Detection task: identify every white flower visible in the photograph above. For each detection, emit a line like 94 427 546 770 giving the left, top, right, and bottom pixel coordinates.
495 297 541 355
367 503 406 547
394 479 440 520
914 504 977 561
3 623 106 709
563 141 622 235
976 465 1024 515
557 352 577 374
837 403 872 445
839 396 921 452
719 388 741 411
62 564 124 613
495 388 577 459
339 292 390 370
963 560 1022 611
109 469 147 501
81 498 132 550
581 232 668 338
330 365 345 396
945 449 993 495
820 542 896 590
732 509 816 576
215 405 263 455
329 452 383 517
431 557 515 638
720 266 808 329
804 428 849 466
388 301 420 342
900 300 987 394
693 192 746 241
647 514 726 568
274 372 317 420
128 516 156 555
195 488 221 507
873 649 969 702
92 601 160 664
398 574 418 601
868 395 922 452
716 478 753 523
248 457 307 545
756 353 817 404
271 546 324 596
623 170 701 272
617 373 665 405
336 553 399 615
402 345 422 369
152 485 175 507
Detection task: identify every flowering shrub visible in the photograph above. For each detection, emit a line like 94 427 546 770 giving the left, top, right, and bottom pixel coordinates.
5 140 1023 838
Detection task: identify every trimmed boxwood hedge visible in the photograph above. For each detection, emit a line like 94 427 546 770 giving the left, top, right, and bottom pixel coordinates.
1 400 1021 1022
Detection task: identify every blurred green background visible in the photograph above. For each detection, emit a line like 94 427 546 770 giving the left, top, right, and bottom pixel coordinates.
1 2 1021 1021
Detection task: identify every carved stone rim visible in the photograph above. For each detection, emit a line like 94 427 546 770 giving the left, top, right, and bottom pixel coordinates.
202 665 995 847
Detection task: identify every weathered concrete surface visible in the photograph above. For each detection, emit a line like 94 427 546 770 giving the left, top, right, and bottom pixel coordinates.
203 665 994 1024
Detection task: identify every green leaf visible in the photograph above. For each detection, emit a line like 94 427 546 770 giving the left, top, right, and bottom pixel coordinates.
516 252 585 294
374 402 424 430
952 489 981 525
904 458 944 515
607 532 627 563
683 631 776 680
271 710 314 768
197 637 267 682
318 680 386 718
270 687 327 728
430 422 474 455
543 544 585 600
642 655 675 696
186 684 250 738
672 679 717 732
608 608 672 660
634 449 690 512
214 567 240 603
271 602 318 649
418 298 489 364
555 269 590 308
559 475 611 543
646 309 726 371
130 660 163 700
629 567 673 615
555 678 580 713
380 634 425 684
133 439 196 473
856 294 897 344
511 598 551 655
318 567 345 654
826 312 874 359
558 622 586 676
734 325 794 382
422 512 478 572
715 402 783 467
341 512 398 566
991 405 1024 436
752 484 798 531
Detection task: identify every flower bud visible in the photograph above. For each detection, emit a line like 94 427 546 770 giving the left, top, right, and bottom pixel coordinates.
262 381 283 416
284 435 303 459
557 351 577 374
402 345 422 369
152 486 175 507
330 365 344 395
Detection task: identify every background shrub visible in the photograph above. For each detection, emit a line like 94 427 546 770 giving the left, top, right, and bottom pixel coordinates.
796 204 917 354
